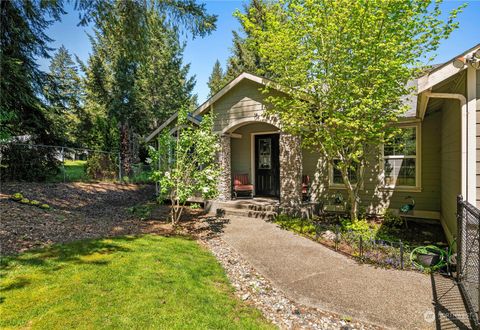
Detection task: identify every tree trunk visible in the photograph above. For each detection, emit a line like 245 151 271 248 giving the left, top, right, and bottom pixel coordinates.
120 122 132 177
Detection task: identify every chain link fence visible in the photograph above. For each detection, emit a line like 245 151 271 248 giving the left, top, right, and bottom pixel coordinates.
0 143 155 183
457 195 480 327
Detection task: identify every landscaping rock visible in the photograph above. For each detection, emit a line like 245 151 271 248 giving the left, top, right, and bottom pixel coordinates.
199 225 377 330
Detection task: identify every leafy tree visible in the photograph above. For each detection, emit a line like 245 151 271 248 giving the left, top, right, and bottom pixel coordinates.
207 59 225 96
239 0 464 220
45 45 84 146
149 108 220 225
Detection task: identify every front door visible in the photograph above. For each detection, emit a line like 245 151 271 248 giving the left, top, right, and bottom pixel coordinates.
255 134 280 197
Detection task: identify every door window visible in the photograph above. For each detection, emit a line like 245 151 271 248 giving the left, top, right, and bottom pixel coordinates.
258 138 271 169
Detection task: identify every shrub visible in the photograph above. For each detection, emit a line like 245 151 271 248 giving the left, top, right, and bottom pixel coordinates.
85 154 117 180
30 200 40 206
382 210 405 228
190 203 201 210
20 198 30 204
11 193 23 201
0 144 60 181
341 219 377 240
40 204 50 210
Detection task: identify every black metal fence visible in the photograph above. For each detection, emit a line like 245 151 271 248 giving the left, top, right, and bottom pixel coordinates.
457 195 480 327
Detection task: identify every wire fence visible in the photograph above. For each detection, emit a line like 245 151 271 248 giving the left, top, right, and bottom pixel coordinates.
0 143 153 183
457 195 480 327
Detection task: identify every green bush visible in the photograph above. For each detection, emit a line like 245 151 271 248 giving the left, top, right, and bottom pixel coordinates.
20 198 30 204
382 210 405 228
341 219 377 240
11 193 23 201
0 144 60 181
30 200 40 206
40 204 51 210
85 154 117 180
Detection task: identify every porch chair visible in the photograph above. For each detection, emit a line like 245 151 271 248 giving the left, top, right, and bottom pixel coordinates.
302 175 310 201
233 173 254 199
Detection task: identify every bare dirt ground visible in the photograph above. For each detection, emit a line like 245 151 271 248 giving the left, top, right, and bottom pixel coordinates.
0 182 203 255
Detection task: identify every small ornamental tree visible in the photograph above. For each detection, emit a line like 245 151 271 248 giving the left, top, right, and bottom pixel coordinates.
239 0 464 220
149 108 220 225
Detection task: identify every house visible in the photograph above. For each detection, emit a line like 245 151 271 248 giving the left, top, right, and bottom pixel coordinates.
146 43 480 243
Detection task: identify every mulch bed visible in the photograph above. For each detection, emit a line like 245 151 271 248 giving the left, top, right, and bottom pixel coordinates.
0 182 203 255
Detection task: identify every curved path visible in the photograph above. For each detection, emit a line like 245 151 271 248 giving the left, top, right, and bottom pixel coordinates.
219 215 464 329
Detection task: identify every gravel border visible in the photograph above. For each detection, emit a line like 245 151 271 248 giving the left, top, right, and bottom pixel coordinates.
200 234 378 329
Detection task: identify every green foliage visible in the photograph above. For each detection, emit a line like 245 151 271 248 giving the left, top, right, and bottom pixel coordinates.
0 0 64 143
0 144 60 182
340 219 377 240
274 214 316 236
83 1 216 175
20 198 30 204
40 204 51 210
0 235 273 329
29 200 41 206
149 108 220 225
10 193 23 201
207 60 225 96
85 154 117 181
189 203 201 210
383 210 405 228
127 203 154 220
238 0 464 220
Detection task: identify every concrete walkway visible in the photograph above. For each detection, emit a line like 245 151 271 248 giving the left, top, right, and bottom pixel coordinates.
219 215 450 329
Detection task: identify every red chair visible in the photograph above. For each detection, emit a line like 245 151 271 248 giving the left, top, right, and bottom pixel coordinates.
302 175 310 200
233 174 254 199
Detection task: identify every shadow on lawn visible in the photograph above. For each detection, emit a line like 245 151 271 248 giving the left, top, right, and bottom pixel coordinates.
0 237 135 280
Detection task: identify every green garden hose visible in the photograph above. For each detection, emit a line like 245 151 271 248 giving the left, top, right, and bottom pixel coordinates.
410 245 448 271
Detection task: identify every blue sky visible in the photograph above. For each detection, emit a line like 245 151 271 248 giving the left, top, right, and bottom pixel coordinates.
38 0 480 105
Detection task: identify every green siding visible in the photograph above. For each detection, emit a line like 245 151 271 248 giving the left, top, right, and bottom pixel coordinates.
301 112 441 214
441 99 462 241
230 123 279 182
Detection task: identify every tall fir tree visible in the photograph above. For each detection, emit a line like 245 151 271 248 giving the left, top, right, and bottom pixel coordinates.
207 59 225 96
45 45 84 146
0 0 64 143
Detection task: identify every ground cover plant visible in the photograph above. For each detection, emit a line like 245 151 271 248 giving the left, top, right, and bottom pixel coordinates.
0 235 273 329
274 213 447 271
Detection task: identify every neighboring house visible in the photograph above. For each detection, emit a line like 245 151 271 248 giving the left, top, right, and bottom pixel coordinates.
147 43 480 243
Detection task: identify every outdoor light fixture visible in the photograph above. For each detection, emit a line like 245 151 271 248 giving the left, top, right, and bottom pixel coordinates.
452 49 480 70
453 56 465 68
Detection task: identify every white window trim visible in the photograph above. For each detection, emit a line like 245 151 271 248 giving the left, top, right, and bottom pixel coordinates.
381 122 422 192
328 159 361 190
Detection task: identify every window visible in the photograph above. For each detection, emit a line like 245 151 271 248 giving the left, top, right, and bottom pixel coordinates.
383 124 420 190
330 159 358 187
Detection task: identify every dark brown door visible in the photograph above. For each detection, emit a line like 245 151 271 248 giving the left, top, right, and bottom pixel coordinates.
255 134 280 197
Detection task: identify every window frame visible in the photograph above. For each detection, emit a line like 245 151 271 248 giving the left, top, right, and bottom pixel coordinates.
328 159 360 189
381 122 422 192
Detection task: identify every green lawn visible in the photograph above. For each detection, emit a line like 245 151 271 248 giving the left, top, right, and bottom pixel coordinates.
0 235 273 329
49 160 88 182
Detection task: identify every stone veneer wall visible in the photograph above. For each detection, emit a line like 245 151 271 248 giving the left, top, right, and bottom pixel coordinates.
279 133 302 210
217 134 232 200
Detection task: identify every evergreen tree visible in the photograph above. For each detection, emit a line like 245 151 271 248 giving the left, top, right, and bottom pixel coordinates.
84 0 216 175
0 0 64 143
45 45 84 146
207 59 225 96
224 0 271 81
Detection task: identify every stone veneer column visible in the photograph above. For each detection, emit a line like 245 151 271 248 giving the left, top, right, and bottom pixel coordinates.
217 134 232 201
279 133 302 211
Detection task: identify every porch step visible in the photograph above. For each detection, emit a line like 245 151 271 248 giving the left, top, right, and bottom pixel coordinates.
217 206 278 221
209 200 279 212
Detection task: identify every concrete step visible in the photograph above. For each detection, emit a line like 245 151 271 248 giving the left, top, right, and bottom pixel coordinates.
218 206 277 221
210 200 279 212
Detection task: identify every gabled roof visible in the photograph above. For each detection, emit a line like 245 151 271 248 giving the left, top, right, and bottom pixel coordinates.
145 112 201 143
194 72 284 116
146 72 284 142
417 43 480 93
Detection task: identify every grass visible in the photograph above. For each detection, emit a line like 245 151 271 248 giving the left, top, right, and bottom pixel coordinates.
49 160 88 182
0 235 273 329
